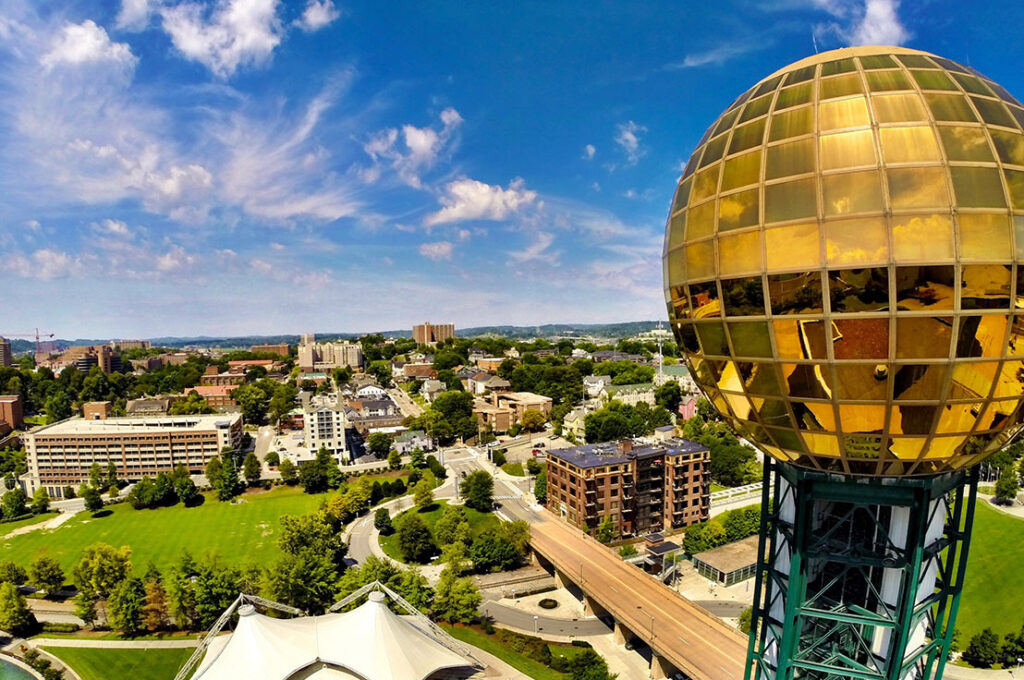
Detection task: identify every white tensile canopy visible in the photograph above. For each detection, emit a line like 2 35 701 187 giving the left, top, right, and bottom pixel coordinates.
191 592 473 680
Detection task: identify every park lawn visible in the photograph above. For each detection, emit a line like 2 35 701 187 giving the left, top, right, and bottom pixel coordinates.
955 500 1024 640
1 485 325 574
441 624 567 680
502 462 526 476
379 500 502 564
43 646 192 680
710 482 726 493
1 512 57 536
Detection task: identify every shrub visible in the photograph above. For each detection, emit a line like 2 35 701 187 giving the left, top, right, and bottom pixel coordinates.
538 598 559 610
618 544 638 559
42 622 81 633
495 629 552 666
570 639 592 648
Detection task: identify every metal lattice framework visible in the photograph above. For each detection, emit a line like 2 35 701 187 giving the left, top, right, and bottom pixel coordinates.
745 459 978 680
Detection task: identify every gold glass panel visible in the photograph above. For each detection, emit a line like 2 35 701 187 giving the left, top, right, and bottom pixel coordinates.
781 363 831 399
718 188 759 232
695 322 729 356
952 72 993 96
837 403 887 433
911 69 957 91
889 437 928 460
768 106 813 142
950 361 1000 399
938 126 995 162
719 232 762 277
666 247 686 288
895 265 956 311
887 168 950 210
685 200 716 241
667 211 687 252
801 432 842 456
671 177 692 214
961 265 1012 310
721 276 765 316
785 65 816 85
990 129 1024 166
721 150 763 191
972 97 1016 128
700 134 729 167
950 167 1008 208
819 97 870 131
729 118 766 155
880 126 941 163
729 321 774 358
829 268 889 312
739 94 773 124
1004 169 1024 209
687 281 721 319
765 223 820 270
774 320 824 360
712 108 741 138
765 178 817 223
823 171 884 216
896 316 953 359
959 213 1012 259
825 217 888 266
690 164 721 204
821 58 857 76
892 214 955 262
1016 216 1024 260
956 315 1009 359
832 317 889 359
860 54 897 69
820 129 877 170
925 93 978 122
744 368 785 400
893 363 949 401
685 239 715 279
820 73 863 100
768 272 823 315
896 54 936 69
934 401 987 434
890 404 939 436
775 82 812 110
765 138 815 180
993 360 1024 398
866 70 911 92
872 93 928 123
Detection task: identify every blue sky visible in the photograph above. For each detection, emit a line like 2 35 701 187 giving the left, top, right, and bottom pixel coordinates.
1 0 1022 338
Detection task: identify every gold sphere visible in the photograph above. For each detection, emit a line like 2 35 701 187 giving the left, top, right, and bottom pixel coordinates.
664 46 1024 476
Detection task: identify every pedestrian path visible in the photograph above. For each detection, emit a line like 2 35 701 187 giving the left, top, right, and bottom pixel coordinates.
3 510 78 539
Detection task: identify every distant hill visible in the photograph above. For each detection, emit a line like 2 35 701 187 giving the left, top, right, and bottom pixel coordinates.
7 321 665 352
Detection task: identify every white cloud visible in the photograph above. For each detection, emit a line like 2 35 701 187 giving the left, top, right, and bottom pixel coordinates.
41 20 137 71
614 121 646 165
508 231 558 265
156 244 197 272
295 0 340 32
116 0 153 31
457 229 471 242
666 43 758 69
96 218 132 237
813 0 909 46
363 107 463 188
270 241 286 251
159 0 283 78
582 144 596 160
424 177 537 226
419 241 453 261
5 249 79 280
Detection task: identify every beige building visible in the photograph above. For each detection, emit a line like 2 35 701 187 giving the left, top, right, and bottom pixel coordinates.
251 343 290 356
298 336 363 371
599 383 657 407
412 322 455 345
302 393 350 461
473 391 553 433
22 413 243 498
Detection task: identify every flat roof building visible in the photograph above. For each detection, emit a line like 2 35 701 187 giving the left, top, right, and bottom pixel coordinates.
0 337 11 367
251 343 290 357
692 535 760 587
413 322 455 345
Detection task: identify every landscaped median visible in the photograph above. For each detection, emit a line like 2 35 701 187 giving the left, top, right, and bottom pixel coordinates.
378 499 501 564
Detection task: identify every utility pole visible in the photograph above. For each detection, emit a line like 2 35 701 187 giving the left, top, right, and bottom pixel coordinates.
656 320 664 386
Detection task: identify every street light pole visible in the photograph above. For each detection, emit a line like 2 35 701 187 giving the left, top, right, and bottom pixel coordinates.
637 605 654 640
534 615 539 635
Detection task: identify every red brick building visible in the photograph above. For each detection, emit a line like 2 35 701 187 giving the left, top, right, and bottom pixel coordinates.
0 394 24 433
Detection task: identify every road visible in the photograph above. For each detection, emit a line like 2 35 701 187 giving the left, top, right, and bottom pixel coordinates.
388 387 422 418
254 425 276 460
479 599 611 637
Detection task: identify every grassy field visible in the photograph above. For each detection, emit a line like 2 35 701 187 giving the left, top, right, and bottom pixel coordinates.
1 486 325 573
501 462 526 476
0 512 57 537
43 647 192 680
379 500 502 564
956 500 1024 640
442 624 566 680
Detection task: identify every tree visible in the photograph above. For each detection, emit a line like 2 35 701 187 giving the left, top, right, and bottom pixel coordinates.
166 568 196 630
31 487 50 514
279 458 297 485
0 561 27 585
520 408 546 432
460 470 494 512
492 449 507 467
526 458 541 475
243 452 261 487
231 384 270 425
82 485 104 513
395 512 435 564
656 381 683 414
193 558 241 630
73 543 132 600
143 577 169 631
0 582 35 635
374 508 393 535
277 512 348 569
106 462 119 489
964 628 1001 668
739 606 753 634
1 487 27 519
28 555 64 596
387 449 402 470
434 505 470 547
470 530 520 572
534 469 547 503
409 447 426 469
995 465 1020 504
74 592 98 627
367 433 393 459
597 515 616 543
264 451 280 467
108 577 146 635
174 475 199 506
367 360 393 387
568 648 615 680
205 455 223 482
265 551 339 614
413 479 434 509
618 544 638 559
216 456 240 501
432 570 482 623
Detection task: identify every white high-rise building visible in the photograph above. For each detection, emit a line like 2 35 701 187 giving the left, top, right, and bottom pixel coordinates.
301 393 350 461
297 336 363 372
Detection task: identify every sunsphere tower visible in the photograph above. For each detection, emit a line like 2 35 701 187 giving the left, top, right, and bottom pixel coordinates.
664 46 1024 679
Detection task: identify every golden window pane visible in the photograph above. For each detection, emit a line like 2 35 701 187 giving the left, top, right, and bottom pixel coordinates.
667 210 687 252
685 240 715 279
718 188 759 232
993 360 1024 398
765 177 817 223
896 54 936 68
739 94 773 123
780 363 831 399
990 129 1024 166
956 315 1008 358
823 170 884 216
872 93 928 123
879 126 941 163
721 150 762 191
721 276 765 315
950 167 1008 208
820 73 863 100
712 108 741 137
718 231 762 277
950 361 1000 399
860 54 897 70
959 213 1012 260
937 126 995 162
892 215 955 262
819 97 870 131
910 69 957 91
896 316 953 359
972 97 1016 128
799 433 841 457
1016 216 1024 260
833 317 890 359
821 58 857 76
666 247 686 287
768 106 814 142
685 200 716 241
775 82 812 111
934 401 985 434
820 129 877 170
888 437 928 460
671 178 691 214
886 167 950 210
1003 169 1024 210
894 363 949 400
729 118 766 154
728 321 774 358
824 216 888 265
829 267 889 313
773 320 816 359
785 65 816 85
765 138 815 180
765 223 820 269
961 264 1011 310
837 404 887 433
890 404 940 436
768 272 823 315
753 75 784 98
687 281 721 320
895 265 956 310
925 93 978 122
866 70 911 92
700 133 729 167
953 72 994 96
695 322 729 356
690 164 721 204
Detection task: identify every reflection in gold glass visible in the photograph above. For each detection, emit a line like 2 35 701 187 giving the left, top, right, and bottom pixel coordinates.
961 265 1011 310
990 129 1024 166
819 97 870 130
895 317 953 359
721 150 762 190
685 200 716 241
887 168 950 210
972 97 1016 128
721 276 764 316
712 108 740 137
820 129 877 170
739 94 773 123
938 126 995 161
768 106 814 142
860 54 897 69
829 268 889 313
765 178 817 223
695 322 729 356
993 360 1024 398
820 73 863 99
700 134 729 168
666 248 686 288
866 70 911 92
671 177 692 214
956 316 1009 358
768 272 823 315
728 321 774 357
911 69 957 91
718 231 762 277
934 402 985 435
880 126 942 163
823 171 885 216
925 93 978 122
872 93 928 123
893 363 948 401
775 83 812 110
685 240 715 279
802 432 842 456
892 214 955 261
765 223 820 269
690 164 721 204
889 437 927 460
837 404 886 432
895 265 956 311
822 58 856 76
773 320 811 359
833 317 889 359
951 167 1008 208
766 138 815 180
959 213 1012 259
687 281 721 319
825 217 888 266
950 361 1000 399
1003 169 1024 209
953 72 993 96
729 118 767 154
718 189 759 232
667 211 687 252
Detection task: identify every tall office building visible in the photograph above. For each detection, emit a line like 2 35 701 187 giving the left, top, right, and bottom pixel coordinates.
412 322 455 345
297 338 363 371
0 337 11 367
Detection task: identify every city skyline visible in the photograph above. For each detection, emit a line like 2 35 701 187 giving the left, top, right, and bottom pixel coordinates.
3 0 1023 338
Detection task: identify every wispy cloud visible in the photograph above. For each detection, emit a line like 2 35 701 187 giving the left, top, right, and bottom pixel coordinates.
614 121 646 165
424 177 537 226
582 144 596 160
295 0 341 32
812 0 910 46
418 241 453 260
362 107 463 189
665 42 760 70
507 231 558 265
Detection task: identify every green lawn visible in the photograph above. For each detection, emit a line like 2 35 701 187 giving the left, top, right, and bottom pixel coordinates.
441 624 567 680
42 647 193 680
1 512 57 537
1 486 324 573
379 500 502 564
710 482 726 493
956 500 1024 640
501 462 526 476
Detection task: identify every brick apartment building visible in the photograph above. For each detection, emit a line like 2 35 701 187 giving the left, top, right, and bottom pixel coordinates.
0 337 11 367
412 322 455 345
251 343 290 356
0 394 24 434
545 438 710 538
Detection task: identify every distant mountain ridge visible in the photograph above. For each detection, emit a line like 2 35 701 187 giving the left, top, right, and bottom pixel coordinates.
7 321 666 352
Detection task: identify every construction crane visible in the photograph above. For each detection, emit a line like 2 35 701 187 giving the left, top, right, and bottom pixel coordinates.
1 329 56 354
